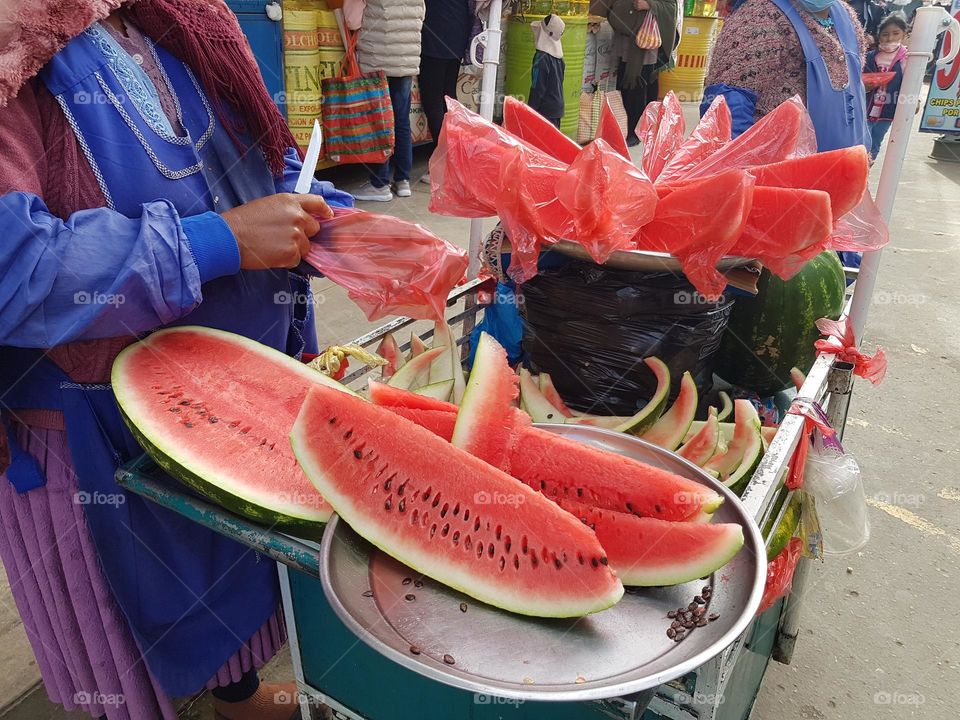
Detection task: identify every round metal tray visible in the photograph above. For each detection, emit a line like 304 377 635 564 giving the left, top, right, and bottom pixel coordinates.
551 242 755 273
319 425 765 702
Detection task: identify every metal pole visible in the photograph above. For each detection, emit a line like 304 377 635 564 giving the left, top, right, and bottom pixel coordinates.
467 0 504 278
848 6 960 339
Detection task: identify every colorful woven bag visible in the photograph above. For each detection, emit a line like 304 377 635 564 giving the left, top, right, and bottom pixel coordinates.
321 31 395 164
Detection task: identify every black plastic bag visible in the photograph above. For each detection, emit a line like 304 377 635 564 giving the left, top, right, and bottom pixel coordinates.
521 256 734 416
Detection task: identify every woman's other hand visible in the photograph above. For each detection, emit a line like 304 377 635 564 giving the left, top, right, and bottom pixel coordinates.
633 0 651 10
223 193 333 270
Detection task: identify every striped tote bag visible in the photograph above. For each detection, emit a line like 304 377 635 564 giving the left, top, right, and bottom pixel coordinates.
321 31 395 164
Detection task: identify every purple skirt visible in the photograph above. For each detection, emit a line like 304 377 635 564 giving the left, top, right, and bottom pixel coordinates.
0 425 286 719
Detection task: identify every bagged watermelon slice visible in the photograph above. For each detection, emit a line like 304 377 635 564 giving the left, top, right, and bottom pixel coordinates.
636 91 686 181
656 95 732 185
502 96 580 165
733 186 834 279
292 385 624 617
636 169 756 298
554 139 658 264
829 192 890 254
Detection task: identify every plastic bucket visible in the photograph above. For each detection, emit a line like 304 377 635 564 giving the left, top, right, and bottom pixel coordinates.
658 16 719 103
316 10 345 82
503 13 588 139
283 9 322 148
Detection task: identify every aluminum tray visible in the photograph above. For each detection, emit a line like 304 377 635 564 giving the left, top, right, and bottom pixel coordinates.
551 242 754 273
319 425 765 703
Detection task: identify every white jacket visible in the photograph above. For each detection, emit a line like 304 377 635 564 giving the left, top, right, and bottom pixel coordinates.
356 0 426 78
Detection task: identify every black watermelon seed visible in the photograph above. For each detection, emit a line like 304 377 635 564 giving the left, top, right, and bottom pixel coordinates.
344 430 352 439
384 499 392 511
168 407 180 413
353 449 363 459
674 634 685 643
452 531 460 545
554 557 563 569
361 590 374 598
666 628 676 639
576 487 583 497
688 602 699 611
384 477 392 491
328 417 336 424
694 595 705 604
402 578 412 586
184 422 194 428
398 499 406 513
414 580 423 588
667 610 677 619
405 594 415 602
684 621 695 629
459 602 468 613
443 654 455 665
599 557 609 566
209 416 218 423
179 400 190 405
702 586 712 595
697 619 708 627
591 558 599 568
709 613 720 622
409 645 421 655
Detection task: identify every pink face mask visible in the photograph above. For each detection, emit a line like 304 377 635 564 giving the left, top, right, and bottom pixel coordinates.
879 42 903 53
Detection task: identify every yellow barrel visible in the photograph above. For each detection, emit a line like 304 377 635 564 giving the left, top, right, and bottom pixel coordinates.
283 9 322 149
658 16 719 103
316 9 346 82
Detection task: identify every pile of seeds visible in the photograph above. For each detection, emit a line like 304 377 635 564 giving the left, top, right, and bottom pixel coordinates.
665 585 719 643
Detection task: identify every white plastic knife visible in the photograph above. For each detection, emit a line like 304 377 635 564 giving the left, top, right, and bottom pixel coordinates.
295 120 323 195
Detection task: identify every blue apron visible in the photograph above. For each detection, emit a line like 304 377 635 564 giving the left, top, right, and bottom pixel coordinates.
1 26 316 696
770 0 870 153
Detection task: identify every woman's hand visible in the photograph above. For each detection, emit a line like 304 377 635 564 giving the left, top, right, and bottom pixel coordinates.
634 0 651 10
223 193 333 270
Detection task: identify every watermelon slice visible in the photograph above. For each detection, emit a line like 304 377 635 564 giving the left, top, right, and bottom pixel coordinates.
376 333 404 379
388 346 445 390
413 380 454 401
703 400 762 482
519 368 566 423
555 497 744 586
386 406 457 441
751 146 868 221
292 386 624 617
597 96 630 159
677 407 719 466
369 380 458 412
432 320 467 403
717 391 733 422
538 373 575 418
409 332 428 358
112 327 357 535
642 371 698 451
656 95 732 185
451 333 528 468
614 357 672 436
684 420 777 447
502 96 580 165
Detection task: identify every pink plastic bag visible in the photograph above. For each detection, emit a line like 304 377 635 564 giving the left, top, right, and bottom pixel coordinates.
555 139 658 265
428 98 566 219
304 208 468 321
637 91 686 181
758 537 803 614
656 95 732 184
830 191 890 252
814 318 887 384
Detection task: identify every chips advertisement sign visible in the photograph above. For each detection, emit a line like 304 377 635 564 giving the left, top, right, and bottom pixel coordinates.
920 0 960 133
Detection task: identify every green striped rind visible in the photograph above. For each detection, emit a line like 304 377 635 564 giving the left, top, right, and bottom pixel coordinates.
715 252 845 396
683 421 778 446
621 526 744 587
387 346 445 390
118 407 327 540
519 368 566 423
614 357 672 436
641 371 698 451
717 391 733 422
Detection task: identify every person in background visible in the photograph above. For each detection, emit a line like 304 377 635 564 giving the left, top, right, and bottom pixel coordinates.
0 1 352 718
847 0 886 45
419 0 473 184
352 0 426 202
529 14 567 127
865 14 909 160
703 0 868 148
605 0 680 146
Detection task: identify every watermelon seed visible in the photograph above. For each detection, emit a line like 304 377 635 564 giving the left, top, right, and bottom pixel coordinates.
260 438 267 446
495 525 502 540
441 523 450 537
229 421 239 428
666 628 677 639
432 495 441 509
384 499 392 511
430 524 437 538
440 503 449 518
709 613 720 622
462 508 470 522
404 594 415 602
531 554 539 569
499 557 506 571
422 487 431 501
591 558 598 568
398 499 406 513
362 590 373 598
539 481 546 491
409 645 421 655
694 595 705 604
459 602 468 613
185 422 194 428
697 619 708 627
353 449 363 459
576 488 583 497
328 417 336 424
414 580 423 588
504 536 512 552
600 557 609 566
402 577 412 586
688 602 698 611
674 631 685 642
452 503 460 516
169 407 181 413
667 610 677 619
179 400 190 406
411 508 419 524
577 552 584 565
655 504 662 514
452 531 460 545
443 654 455 666
554 557 562 570
344 429 352 439
464 536 472 551
473 518 481 532
513 555 520 570
383 476 392 491
397 481 407 496
488 544 495 558
625 503 634 513
209 416 218 423
521 536 528 554
476 544 483 559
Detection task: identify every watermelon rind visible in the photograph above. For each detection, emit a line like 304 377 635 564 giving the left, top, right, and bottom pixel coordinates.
725 420 764 494
683 420 777 446
409 332 428 359
641 371 698 450
614 357 671 436
413 380 455 401
519 368 566 423
704 400 762 480
112 326 359 537
716 391 733 422
388 346 445 390
431 320 467 403
677 407 719 466
538 373 574 418
376 333 404 380
565 413 632 429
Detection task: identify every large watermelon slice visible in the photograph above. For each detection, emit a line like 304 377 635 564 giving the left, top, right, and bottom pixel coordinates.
112 327 355 535
554 497 744 586
502 96 580 165
292 386 624 617
751 146 868 221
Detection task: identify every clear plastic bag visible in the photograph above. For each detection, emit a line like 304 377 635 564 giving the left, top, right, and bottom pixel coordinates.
830 191 890 253
304 208 468 321
656 95 732 185
637 91 686 182
804 433 870 556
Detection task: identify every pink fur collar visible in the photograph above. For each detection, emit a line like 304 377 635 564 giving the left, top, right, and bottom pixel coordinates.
0 0 128 106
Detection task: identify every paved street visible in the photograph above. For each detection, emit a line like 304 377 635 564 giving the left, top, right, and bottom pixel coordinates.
1 106 957 719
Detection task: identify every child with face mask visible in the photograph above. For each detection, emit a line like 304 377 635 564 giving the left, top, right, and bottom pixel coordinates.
864 14 909 160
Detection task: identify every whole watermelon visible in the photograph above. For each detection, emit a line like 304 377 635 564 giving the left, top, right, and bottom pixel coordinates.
715 252 845 396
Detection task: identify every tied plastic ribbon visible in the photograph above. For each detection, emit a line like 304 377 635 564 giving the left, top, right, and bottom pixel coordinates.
813 318 887 384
